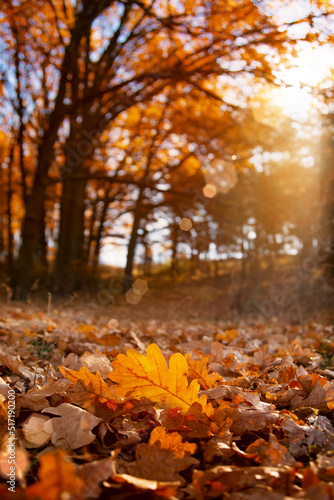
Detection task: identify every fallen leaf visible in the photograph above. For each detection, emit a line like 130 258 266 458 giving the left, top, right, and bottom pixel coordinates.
110 473 179 497
26 449 83 500
245 433 295 466
185 353 222 389
216 329 239 342
77 456 116 499
0 349 36 383
190 465 295 498
42 403 102 449
149 426 197 458
59 365 116 407
109 343 213 419
0 377 11 398
80 350 114 378
22 413 51 448
118 441 199 483
17 379 71 411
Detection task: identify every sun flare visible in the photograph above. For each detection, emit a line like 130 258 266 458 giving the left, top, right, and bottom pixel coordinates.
276 43 334 88
252 44 334 126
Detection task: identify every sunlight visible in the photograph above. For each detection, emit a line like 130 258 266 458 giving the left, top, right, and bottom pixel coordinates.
276 43 334 88
252 44 334 125
269 86 315 121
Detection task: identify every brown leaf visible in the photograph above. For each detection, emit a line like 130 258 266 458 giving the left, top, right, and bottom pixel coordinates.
118 441 199 483
80 350 114 378
110 473 179 497
245 434 295 466
77 456 117 499
22 413 51 448
189 465 295 498
17 379 71 411
0 349 36 383
291 381 334 411
42 403 102 449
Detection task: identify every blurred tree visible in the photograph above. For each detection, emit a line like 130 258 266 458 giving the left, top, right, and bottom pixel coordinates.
0 0 333 297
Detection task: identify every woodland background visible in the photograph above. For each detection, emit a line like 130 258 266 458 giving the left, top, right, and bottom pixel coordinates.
0 0 333 322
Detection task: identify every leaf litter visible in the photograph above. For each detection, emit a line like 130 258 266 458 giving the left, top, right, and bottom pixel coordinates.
0 303 334 498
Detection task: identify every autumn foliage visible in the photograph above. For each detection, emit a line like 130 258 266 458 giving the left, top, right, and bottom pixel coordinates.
0 0 333 301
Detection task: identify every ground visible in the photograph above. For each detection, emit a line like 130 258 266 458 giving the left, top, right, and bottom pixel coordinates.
0 292 334 499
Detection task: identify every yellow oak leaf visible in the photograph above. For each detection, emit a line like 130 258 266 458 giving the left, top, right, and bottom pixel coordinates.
109 343 212 419
59 365 116 406
216 329 239 342
149 426 197 458
185 353 222 390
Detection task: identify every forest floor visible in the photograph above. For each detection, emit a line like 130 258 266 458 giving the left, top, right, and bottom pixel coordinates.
0 286 334 499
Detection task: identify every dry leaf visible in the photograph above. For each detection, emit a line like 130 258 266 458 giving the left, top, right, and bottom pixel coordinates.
109 343 213 419
118 441 199 483
22 413 51 448
245 433 295 466
185 353 222 389
80 350 113 378
42 403 102 449
77 456 116 499
0 349 36 383
59 365 116 407
111 473 179 497
17 379 71 411
293 381 334 411
0 377 11 398
149 426 197 458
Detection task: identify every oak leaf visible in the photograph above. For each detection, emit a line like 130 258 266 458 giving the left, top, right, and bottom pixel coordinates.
216 329 239 343
244 433 295 466
59 365 116 407
42 403 102 449
301 381 334 411
185 353 222 389
109 343 212 419
80 350 113 378
117 441 199 483
17 379 71 411
149 426 197 458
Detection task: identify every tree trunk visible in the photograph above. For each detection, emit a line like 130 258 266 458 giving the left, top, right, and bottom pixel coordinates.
320 118 334 281
93 188 111 270
85 201 97 266
125 191 144 286
7 144 14 277
170 224 178 277
53 173 87 293
14 126 59 298
13 25 28 208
